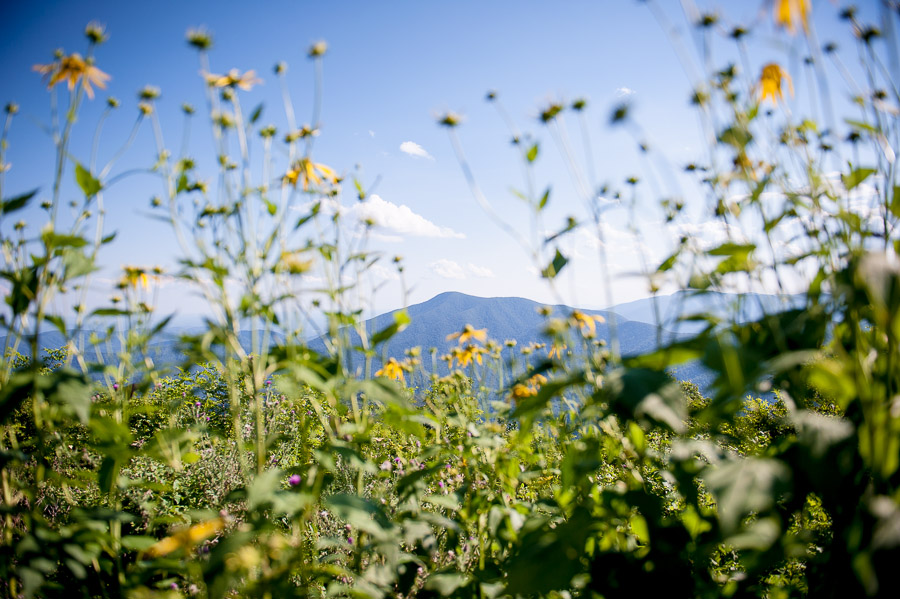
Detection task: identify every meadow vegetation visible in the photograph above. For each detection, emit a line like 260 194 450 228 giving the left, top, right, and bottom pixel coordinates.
2 1 900 597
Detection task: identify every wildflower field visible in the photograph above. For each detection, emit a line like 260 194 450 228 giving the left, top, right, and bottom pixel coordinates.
3 1 900 597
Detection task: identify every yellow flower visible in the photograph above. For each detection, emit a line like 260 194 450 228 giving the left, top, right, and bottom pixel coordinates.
146 518 224 557
453 344 486 367
33 52 110 99
376 358 405 383
284 158 339 191
759 63 793 105
280 251 313 274
120 265 149 289
511 383 536 399
203 68 261 91
548 343 567 359
446 324 488 345
774 0 810 35
510 373 548 400
571 310 605 337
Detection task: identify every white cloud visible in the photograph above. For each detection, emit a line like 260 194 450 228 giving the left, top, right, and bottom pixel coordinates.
615 87 635 97
369 263 400 281
430 259 466 280
467 263 495 278
368 130 376 138
349 195 464 240
399 140 434 160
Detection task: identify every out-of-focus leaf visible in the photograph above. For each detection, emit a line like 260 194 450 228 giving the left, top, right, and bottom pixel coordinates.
0 188 38 214
842 167 875 190
75 163 102 198
541 249 568 279
703 458 791 535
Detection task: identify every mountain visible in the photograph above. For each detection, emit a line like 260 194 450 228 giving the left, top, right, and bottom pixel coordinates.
16 291 813 392
309 291 674 360
607 290 807 334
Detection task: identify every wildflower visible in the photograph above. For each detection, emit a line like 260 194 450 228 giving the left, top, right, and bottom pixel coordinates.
283 158 339 191
376 358 405 383
510 373 547 400
511 383 536 399
288 474 301 486
138 85 161 101
5 102 18 115
438 111 463 127
85 21 107 44
774 0 810 35
454 344 486 367
571 310 605 337
203 69 261 91
758 63 793 105
447 324 487 345
186 27 213 50
138 102 153 116
548 343 567 359
308 40 328 58
33 52 110 99
120 265 149 289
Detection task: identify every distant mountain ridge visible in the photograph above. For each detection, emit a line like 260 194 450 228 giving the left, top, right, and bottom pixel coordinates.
4 290 806 391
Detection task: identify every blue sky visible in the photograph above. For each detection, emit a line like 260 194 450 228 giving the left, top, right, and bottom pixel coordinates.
0 0 878 326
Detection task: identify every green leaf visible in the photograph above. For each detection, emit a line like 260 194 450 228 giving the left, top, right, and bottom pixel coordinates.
844 118 878 134
326 494 394 540
842 167 875 190
41 231 89 250
0 188 38 214
718 126 752 150
89 308 131 317
526 143 539 163
424 573 470 596
538 186 550 210
541 249 568 279
121 535 158 551
703 458 791 535
249 103 264 125
97 456 120 495
75 163 102 198
371 309 411 346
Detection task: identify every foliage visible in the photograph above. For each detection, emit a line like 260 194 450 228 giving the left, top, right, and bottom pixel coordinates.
3 2 900 598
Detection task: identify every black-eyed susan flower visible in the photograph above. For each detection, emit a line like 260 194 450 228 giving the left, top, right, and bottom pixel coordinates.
453 344 487 367
284 158 339 191
571 310 605 337
758 63 793 105
376 358 405 383
34 53 110 99
774 0 810 35
548 343 567 359
119 265 149 289
446 324 487 345
510 373 548 400
146 518 224 557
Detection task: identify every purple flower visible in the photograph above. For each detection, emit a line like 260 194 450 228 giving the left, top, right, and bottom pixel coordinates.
289 474 301 486
195 401 201 407
438 481 444 488
112 383 119 391
347 537 353 544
